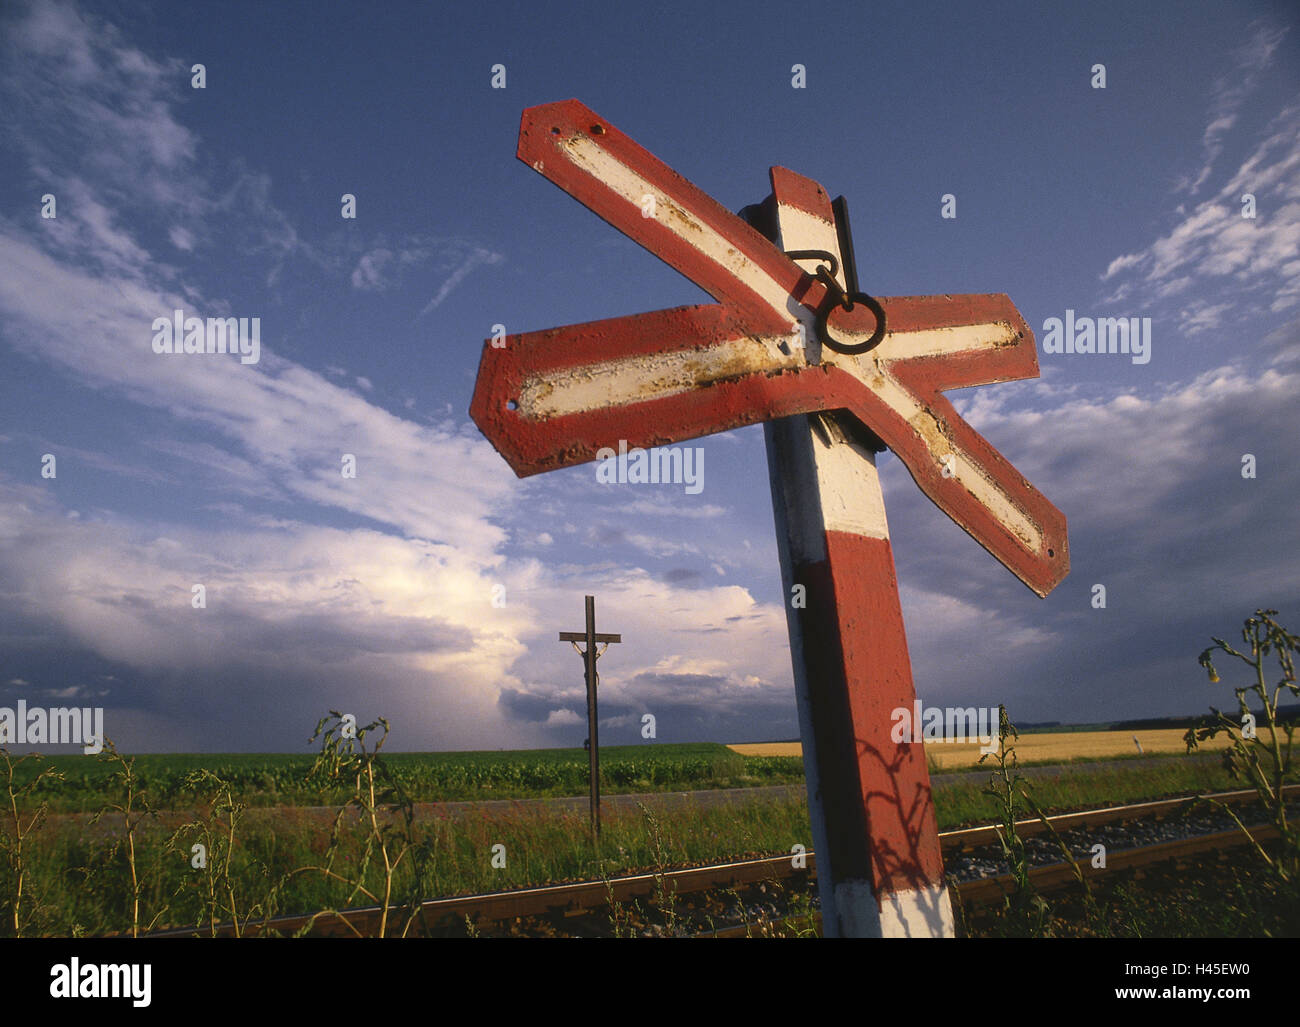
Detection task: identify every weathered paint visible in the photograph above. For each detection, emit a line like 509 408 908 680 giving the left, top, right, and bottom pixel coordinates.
514 100 805 327
469 101 1068 939
472 299 1064 594
470 100 1068 595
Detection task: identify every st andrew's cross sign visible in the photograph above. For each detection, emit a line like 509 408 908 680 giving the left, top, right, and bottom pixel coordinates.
470 100 1069 937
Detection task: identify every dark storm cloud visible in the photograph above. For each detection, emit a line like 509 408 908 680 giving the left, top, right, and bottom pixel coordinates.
888 355 1300 726
497 687 576 724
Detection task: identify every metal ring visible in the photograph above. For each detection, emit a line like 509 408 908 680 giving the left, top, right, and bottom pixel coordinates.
816 291 886 355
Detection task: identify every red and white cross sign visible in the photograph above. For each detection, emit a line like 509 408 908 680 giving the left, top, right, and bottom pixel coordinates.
472 100 1067 597
469 100 1070 937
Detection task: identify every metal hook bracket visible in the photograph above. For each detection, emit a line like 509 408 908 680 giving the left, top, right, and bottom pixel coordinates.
783 206 886 355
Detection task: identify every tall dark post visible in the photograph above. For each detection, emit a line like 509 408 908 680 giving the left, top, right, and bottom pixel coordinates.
559 596 621 839
583 595 599 836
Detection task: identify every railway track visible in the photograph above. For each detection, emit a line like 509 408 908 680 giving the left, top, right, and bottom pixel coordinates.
145 785 1297 938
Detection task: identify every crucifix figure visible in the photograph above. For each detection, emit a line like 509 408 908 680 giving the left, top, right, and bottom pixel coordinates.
559 595 621 836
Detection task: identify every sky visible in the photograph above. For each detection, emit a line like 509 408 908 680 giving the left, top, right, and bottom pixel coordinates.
0 0 1297 753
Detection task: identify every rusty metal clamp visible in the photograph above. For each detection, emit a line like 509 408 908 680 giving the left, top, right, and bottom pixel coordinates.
785 249 886 356
783 249 840 281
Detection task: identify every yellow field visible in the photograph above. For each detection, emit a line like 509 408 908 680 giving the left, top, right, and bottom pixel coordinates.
730 728 1240 771
729 742 803 758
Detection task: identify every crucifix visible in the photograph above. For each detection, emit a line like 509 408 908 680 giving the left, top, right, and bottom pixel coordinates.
472 100 1068 935
558 594 621 836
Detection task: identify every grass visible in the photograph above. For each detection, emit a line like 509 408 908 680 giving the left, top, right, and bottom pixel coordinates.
961 851 1300 938
6 794 815 937
0 724 1283 937
13 731 1238 818
5 746 1262 936
9 742 806 814
930 753 1248 829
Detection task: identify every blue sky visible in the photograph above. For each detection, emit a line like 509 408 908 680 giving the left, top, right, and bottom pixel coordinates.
1 0 1297 752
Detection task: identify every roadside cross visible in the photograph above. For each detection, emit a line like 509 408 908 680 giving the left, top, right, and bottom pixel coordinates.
559 595 621 836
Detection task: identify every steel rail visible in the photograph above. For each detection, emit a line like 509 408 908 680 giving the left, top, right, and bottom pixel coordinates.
709 823 1284 936
942 783 1299 850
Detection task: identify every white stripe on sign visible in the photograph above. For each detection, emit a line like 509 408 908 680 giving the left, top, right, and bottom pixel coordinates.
870 359 1042 551
866 320 1020 362
779 206 841 280
516 332 800 419
830 880 956 938
562 135 805 325
876 882 955 938
519 320 1017 420
770 188 888 542
844 319 1039 552
515 322 1042 552
812 429 890 540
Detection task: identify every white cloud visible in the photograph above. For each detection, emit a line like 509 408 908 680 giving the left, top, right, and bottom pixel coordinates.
0 478 538 745
417 246 504 316
0 235 516 559
881 352 1300 723
1177 19 1289 195
1099 101 1300 327
1178 300 1232 335
1100 252 1144 281
351 249 395 290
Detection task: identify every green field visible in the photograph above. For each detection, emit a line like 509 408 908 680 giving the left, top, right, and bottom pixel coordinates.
3 729 1292 937
9 743 806 814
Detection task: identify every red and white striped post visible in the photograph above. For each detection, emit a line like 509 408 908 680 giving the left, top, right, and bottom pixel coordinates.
757 169 950 936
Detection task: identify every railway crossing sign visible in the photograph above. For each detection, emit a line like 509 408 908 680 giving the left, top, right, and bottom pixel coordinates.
470 100 1070 937
472 100 1067 596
